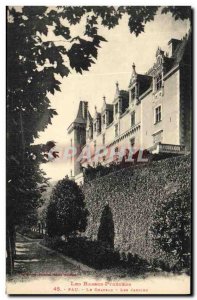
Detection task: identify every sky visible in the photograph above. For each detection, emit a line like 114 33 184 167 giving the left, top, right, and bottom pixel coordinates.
35 9 190 182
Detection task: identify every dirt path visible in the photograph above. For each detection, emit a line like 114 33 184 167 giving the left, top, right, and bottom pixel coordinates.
6 233 190 295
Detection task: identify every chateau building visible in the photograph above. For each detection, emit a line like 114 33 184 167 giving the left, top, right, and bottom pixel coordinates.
67 32 191 185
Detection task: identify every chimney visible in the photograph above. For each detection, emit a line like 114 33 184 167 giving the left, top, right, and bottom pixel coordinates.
168 38 181 57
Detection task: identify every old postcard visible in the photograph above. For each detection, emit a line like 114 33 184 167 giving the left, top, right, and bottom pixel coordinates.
6 6 192 295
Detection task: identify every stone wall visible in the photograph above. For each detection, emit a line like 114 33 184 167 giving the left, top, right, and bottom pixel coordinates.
83 154 191 266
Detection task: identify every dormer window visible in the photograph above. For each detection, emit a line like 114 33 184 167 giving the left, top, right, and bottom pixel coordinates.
115 103 118 114
89 125 93 139
131 87 135 101
155 73 162 91
102 114 105 125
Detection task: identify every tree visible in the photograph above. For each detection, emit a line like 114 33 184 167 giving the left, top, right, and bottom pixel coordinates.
6 5 191 274
98 204 114 249
150 188 191 272
46 178 88 238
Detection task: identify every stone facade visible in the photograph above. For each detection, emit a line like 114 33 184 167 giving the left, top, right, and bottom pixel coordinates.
67 32 191 185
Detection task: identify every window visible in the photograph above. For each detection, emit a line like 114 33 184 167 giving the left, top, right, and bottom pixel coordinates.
131 111 135 127
115 146 119 153
102 134 105 145
131 87 135 101
130 138 135 148
94 123 96 132
70 170 72 177
89 126 93 139
97 120 101 133
102 114 105 125
155 106 162 123
94 140 96 151
155 73 162 91
115 124 118 137
115 103 118 114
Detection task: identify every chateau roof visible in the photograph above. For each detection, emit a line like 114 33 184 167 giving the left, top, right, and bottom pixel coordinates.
172 31 191 65
94 106 101 119
113 89 128 103
101 96 113 111
68 31 191 135
105 104 113 111
73 101 86 124
146 31 191 76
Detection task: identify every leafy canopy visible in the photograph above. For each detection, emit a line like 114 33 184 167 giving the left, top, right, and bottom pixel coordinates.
7 6 191 227
46 178 88 237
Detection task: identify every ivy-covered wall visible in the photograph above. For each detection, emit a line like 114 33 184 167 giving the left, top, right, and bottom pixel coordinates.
83 154 191 266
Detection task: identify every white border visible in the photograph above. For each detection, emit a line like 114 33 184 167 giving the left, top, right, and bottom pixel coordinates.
1 2 196 299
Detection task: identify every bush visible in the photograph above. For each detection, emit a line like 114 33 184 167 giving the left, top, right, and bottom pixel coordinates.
150 188 191 273
46 178 89 237
41 236 65 249
43 236 120 270
18 227 43 239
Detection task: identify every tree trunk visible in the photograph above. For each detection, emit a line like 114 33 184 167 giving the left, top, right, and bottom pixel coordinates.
6 226 15 275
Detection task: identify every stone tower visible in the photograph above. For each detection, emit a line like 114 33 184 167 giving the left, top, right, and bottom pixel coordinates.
67 101 88 178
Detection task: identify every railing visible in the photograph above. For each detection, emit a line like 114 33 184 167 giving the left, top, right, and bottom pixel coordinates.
148 143 186 154
158 143 186 153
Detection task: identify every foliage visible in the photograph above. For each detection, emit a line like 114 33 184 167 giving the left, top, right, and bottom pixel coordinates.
161 6 192 21
18 227 43 239
42 236 151 272
43 236 120 270
150 188 191 272
84 154 191 271
7 5 191 227
46 178 88 237
6 5 191 274
97 204 114 249
83 150 151 182
46 200 60 237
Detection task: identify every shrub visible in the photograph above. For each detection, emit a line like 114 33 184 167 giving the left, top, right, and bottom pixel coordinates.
44 236 120 270
150 188 191 272
46 177 89 237
97 204 114 249
41 236 65 249
18 227 43 239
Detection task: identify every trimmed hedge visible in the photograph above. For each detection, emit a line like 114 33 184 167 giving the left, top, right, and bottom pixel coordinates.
42 237 120 270
42 236 155 274
83 154 191 271
18 227 43 239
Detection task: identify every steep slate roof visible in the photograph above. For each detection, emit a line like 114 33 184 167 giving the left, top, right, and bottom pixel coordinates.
68 31 191 134
101 96 113 112
105 104 113 111
147 31 191 76
137 75 152 96
173 33 191 63
73 101 86 124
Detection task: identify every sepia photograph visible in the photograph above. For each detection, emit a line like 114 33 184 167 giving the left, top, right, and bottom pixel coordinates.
6 5 192 295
